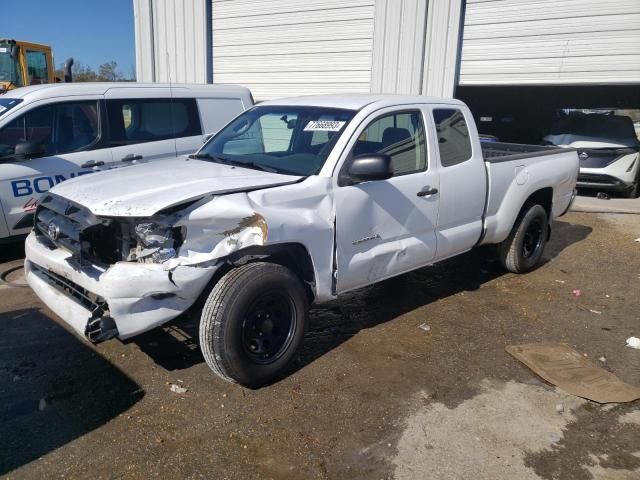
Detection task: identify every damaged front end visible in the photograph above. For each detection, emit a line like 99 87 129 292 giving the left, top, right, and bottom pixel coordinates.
26 194 218 343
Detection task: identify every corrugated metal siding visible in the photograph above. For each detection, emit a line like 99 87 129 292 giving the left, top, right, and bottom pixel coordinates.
134 0 209 83
460 0 640 85
422 0 464 96
212 0 376 100
370 0 428 95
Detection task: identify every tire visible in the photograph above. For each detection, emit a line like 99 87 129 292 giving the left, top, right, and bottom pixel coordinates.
199 262 309 388
497 204 549 274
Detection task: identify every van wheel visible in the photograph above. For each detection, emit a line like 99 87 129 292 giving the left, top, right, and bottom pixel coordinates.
199 262 308 388
498 204 549 273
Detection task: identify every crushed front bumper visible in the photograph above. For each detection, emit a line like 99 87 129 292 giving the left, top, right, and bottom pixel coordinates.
25 232 216 342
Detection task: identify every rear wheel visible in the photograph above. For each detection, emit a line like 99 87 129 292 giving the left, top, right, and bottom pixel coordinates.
498 204 549 273
199 262 308 388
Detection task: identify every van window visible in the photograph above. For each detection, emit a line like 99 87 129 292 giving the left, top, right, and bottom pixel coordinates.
432 109 473 167
0 101 99 161
352 110 426 176
107 98 201 146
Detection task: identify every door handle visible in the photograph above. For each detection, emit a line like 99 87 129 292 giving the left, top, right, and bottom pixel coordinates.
417 187 438 197
121 154 143 162
81 160 105 168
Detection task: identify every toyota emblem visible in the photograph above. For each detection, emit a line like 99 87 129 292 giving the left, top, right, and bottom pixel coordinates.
47 221 60 241
579 152 589 159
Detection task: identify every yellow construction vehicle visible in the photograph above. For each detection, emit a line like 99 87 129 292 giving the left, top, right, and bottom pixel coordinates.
0 39 73 93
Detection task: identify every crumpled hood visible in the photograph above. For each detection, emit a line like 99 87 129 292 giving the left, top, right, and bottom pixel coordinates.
50 157 302 217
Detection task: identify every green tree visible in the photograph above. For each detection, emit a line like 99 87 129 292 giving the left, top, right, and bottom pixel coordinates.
55 60 131 82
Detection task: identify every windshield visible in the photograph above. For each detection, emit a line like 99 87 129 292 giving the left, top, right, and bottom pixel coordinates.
548 113 639 142
0 46 22 87
0 98 23 117
200 106 356 176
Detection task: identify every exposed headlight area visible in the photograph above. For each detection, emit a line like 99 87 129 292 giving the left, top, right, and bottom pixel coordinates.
35 195 185 266
133 221 184 263
80 219 184 264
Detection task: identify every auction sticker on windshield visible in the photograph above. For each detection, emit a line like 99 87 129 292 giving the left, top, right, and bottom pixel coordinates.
304 120 346 132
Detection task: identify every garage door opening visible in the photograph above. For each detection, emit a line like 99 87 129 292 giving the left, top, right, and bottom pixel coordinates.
457 85 640 144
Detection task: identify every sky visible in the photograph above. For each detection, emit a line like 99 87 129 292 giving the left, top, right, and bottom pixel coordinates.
2 0 135 77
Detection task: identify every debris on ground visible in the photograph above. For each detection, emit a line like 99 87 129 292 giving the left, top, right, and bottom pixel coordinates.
418 323 431 332
506 343 640 403
572 289 582 297
596 192 610 200
634 238 640 243
554 279 566 284
589 309 602 315
170 384 188 394
555 403 564 414
598 356 607 365
626 337 640 350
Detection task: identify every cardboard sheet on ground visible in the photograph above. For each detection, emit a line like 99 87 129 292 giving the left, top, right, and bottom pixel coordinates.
506 343 640 403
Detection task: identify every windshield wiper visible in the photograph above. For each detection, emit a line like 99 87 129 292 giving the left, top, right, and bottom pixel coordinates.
222 158 281 173
189 152 290 175
188 152 226 163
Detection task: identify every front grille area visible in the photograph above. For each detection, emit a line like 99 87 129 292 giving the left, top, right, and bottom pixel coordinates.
35 194 123 265
35 194 95 255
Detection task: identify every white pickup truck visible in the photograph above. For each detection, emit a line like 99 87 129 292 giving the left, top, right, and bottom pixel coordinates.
25 95 578 387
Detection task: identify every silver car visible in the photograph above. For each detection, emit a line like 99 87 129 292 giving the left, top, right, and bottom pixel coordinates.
544 112 639 198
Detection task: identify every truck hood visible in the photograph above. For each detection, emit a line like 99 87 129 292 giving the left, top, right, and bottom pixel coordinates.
49 157 303 217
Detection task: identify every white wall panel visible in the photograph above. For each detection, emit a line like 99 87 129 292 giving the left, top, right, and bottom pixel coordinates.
134 0 210 83
212 0 376 100
370 0 428 95
422 0 464 96
460 0 640 85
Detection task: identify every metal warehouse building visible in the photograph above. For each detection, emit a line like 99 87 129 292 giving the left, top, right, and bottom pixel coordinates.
133 0 640 141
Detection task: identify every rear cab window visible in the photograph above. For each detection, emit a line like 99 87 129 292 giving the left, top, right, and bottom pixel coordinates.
432 108 473 167
106 98 202 146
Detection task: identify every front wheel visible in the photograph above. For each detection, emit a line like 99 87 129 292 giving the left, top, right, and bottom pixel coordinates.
497 204 549 273
199 262 309 388
622 181 639 199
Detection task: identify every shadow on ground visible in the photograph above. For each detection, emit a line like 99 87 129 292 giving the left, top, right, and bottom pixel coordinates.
0 240 25 263
0 308 143 474
134 219 592 383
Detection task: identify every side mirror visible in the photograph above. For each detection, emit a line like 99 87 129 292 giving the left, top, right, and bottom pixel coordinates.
347 154 393 183
14 141 46 160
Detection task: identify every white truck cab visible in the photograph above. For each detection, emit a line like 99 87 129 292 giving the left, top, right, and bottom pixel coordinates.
0 82 253 241
25 94 578 388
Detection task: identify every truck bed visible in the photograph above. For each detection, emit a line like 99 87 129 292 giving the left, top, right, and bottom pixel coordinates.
482 141 573 163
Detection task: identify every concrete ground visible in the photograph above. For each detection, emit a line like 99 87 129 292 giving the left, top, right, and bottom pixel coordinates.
572 192 640 214
1 211 639 479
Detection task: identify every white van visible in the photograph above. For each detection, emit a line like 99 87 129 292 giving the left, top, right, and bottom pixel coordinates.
0 82 253 241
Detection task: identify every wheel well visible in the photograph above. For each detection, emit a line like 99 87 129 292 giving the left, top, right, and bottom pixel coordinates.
522 187 553 220
208 243 317 302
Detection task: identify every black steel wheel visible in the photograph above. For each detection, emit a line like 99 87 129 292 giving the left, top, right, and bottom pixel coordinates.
498 204 549 273
199 262 308 388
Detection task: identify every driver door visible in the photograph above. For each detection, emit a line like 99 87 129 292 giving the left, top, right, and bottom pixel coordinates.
334 107 440 293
